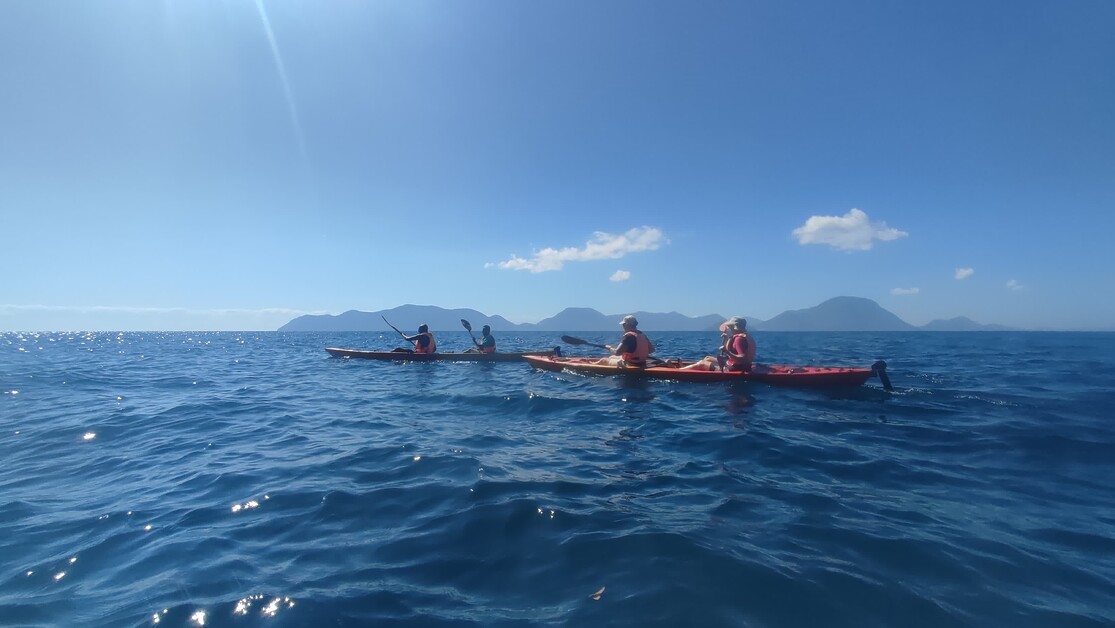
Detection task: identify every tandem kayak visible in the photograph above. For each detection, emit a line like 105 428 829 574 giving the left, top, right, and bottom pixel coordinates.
523 355 892 389
325 347 558 362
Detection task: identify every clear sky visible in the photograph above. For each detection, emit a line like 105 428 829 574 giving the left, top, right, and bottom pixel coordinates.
2 1 1113 331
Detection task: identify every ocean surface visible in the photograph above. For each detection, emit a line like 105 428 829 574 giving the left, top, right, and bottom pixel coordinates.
1 330 1113 627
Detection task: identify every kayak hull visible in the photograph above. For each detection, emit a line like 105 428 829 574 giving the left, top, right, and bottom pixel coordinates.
523 356 879 387
325 347 556 362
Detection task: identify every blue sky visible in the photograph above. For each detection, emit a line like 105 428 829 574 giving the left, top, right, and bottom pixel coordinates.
2 1 1113 331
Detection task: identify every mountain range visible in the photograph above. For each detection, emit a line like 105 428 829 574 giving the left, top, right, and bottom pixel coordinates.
278 297 1014 332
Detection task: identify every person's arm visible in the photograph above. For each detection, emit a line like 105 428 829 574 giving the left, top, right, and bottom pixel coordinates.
619 335 637 356
722 335 743 359
604 335 631 356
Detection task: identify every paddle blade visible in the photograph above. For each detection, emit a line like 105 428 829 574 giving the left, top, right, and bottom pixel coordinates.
461 319 472 332
560 335 587 346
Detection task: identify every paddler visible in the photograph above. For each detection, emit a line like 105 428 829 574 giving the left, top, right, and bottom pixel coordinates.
682 316 755 371
598 314 655 366
401 324 437 354
466 324 497 354
477 325 496 353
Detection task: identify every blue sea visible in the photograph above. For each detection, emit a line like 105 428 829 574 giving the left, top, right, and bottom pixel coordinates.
2 331 1113 627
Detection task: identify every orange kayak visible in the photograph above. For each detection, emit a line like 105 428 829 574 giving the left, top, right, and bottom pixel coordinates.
523 355 891 388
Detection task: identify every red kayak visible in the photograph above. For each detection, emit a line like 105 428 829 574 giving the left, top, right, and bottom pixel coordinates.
325 347 556 362
523 355 891 388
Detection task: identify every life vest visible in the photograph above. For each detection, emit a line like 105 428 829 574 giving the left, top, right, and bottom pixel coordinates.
621 330 651 365
480 335 496 354
725 333 755 370
414 332 436 354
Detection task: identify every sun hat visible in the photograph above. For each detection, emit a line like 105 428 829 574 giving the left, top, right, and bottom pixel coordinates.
620 315 638 327
719 317 746 332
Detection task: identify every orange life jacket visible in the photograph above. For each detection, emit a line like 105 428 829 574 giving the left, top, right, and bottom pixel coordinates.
479 334 496 353
414 332 436 354
621 330 652 365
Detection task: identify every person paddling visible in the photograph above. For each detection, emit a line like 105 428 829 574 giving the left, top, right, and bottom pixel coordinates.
401 324 437 354
682 317 756 371
598 315 655 366
466 324 497 354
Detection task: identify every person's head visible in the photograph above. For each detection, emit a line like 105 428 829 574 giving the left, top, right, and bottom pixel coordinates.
482 325 491 335
418 324 429 333
620 314 638 330
720 316 746 333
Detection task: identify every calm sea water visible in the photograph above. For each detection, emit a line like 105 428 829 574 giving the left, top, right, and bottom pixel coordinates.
1 331 1113 627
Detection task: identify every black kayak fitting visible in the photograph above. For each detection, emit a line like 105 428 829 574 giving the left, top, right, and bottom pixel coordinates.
871 360 894 391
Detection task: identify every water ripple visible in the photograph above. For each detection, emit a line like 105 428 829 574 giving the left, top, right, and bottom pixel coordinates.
1 331 1113 626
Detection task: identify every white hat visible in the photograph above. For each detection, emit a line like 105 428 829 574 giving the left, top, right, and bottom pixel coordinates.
719 316 746 332
620 315 638 327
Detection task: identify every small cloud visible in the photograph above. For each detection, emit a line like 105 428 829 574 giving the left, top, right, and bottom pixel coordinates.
791 208 907 251
609 270 631 282
955 268 974 280
891 287 919 296
1007 279 1024 291
490 226 666 273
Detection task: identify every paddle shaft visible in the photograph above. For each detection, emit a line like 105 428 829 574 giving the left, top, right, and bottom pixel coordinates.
560 335 612 351
382 316 407 340
461 319 480 347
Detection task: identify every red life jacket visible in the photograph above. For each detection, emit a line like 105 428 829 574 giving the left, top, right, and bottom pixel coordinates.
621 330 651 365
726 333 755 370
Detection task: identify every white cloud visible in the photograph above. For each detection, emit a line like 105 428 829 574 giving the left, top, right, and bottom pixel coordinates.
955 267 974 280
791 208 907 251
491 226 665 273
609 270 631 282
891 287 920 296
1007 279 1024 291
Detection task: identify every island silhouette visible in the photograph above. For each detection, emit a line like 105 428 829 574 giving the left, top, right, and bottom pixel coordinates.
279 297 1013 332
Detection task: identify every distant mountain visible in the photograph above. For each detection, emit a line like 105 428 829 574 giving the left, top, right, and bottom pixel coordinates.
755 296 916 331
920 316 1015 331
278 305 731 332
278 297 1015 332
278 305 522 332
531 307 612 331
530 308 734 331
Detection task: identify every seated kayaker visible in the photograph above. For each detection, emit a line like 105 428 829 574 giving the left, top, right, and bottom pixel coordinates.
597 315 655 366
465 325 497 354
682 317 756 371
401 324 437 354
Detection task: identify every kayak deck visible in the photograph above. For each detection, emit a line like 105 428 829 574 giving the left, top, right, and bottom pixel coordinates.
325 347 556 362
523 355 887 387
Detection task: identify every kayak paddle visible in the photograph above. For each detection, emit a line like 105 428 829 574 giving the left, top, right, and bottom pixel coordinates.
382 316 407 340
561 334 673 366
560 335 611 351
461 319 480 348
